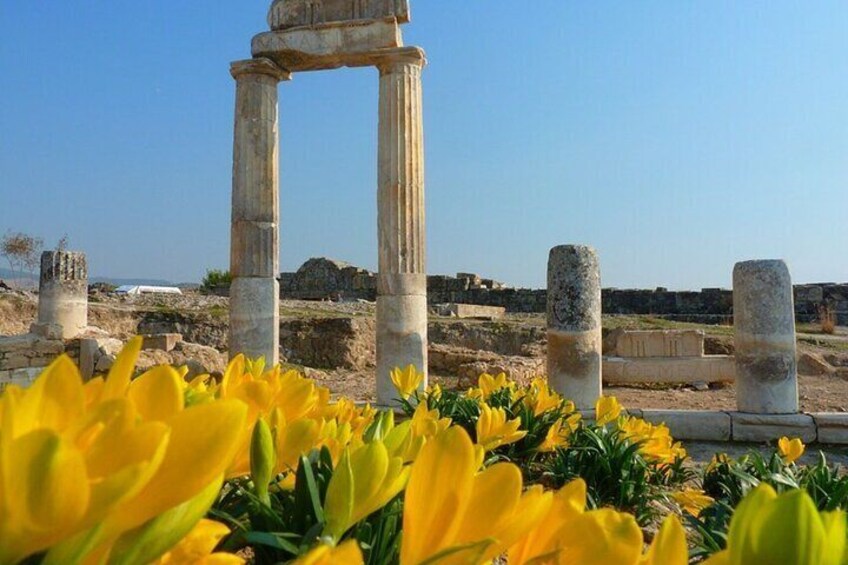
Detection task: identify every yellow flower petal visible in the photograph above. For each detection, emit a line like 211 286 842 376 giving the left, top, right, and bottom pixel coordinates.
13 354 84 437
641 515 688 565
128 365 185 422
108 400 247 532
294 540 364 565
101 336 143 401
1 430 90 562
401 427 477 565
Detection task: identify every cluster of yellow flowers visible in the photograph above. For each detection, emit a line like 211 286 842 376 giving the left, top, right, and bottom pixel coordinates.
0 337 246 564
593 395 687 466
3 340 846 565
306 426 690 565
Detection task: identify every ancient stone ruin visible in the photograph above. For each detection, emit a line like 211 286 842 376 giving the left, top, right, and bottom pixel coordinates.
274 256 848 325
230 0 427 404
603 329 735 386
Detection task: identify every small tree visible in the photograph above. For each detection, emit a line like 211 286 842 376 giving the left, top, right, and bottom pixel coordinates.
1 231 44 283
201 269 232 292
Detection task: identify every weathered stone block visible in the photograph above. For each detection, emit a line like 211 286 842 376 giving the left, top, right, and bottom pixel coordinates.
253 20 402 72
142 333 183 352
640 409 731 441
79 338 99 381
603 356 735 385
1 354 30 370
731 412 816 443
811 413 848 444
442 303 505 320
268 0 410 31
613 330 704 358
30 322 64 340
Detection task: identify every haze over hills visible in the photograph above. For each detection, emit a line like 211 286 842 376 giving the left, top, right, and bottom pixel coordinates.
0 267 185 288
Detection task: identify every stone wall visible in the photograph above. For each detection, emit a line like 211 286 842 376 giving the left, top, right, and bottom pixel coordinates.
277 258 848 324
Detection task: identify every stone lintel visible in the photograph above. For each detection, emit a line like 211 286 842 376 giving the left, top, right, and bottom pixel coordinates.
231 57 292 81
253 19 402 71
640 409 731 441
731 412 816 443
253 34 424 73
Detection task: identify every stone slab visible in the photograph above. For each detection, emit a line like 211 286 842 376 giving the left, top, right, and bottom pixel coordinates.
810 413 848 444
613 329 704 358
731 412 817 443
434 303 506 320
253 21 404 72
0 367 41 392
603 356 735 385
268 0 410 30
142 333 183 352
79 338 99 381
640 409 731 441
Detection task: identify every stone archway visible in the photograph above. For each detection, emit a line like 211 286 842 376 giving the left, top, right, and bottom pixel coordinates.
229 0 427 404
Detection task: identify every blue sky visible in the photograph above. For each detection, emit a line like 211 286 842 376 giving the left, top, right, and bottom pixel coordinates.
1 1 846 289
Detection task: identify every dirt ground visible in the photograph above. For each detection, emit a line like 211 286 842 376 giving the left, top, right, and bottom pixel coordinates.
308 369 848 413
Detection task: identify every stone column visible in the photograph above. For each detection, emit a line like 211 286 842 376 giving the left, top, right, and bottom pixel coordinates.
229 58 290 365
733 260 798 413
35 250 88 339
375 48 428 405
547 245 602 410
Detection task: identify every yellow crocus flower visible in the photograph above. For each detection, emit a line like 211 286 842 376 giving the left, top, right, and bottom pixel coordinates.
0 339 248 565
538 413 581 452
595 395 622 426
478 372 511 399
508 479 586 563
508 478 687 565
390 365 424 400
703 484 846 565
671 489 714 516
639 515 689 565
400 427 550 565
154 519 244 564
524 377 562 416
476 403 527 451
323 441 410 540
778 436 806 464
425 382 442 400
294 540 364 565
410 402 452 439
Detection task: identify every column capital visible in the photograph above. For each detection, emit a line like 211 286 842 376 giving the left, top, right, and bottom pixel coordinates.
374 46 426 75
230 57 291 82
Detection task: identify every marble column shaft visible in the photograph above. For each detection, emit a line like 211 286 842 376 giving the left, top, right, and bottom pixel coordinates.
229 58 290 364
546 245 603 410
733 259 799 414
375 50 428 405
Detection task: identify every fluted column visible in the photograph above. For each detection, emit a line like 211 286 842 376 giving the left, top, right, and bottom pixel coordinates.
375 48 427 405
229 58 290 364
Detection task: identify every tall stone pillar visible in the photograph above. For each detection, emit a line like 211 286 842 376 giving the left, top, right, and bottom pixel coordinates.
375 48 428 405
35 250 88 339
547 245 602 410
733 260 798 413
229 58 290 365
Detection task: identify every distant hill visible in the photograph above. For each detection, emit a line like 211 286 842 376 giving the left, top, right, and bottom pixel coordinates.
0 267 181 288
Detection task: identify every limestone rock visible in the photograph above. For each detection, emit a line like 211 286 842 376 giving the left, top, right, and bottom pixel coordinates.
798 352 834 376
